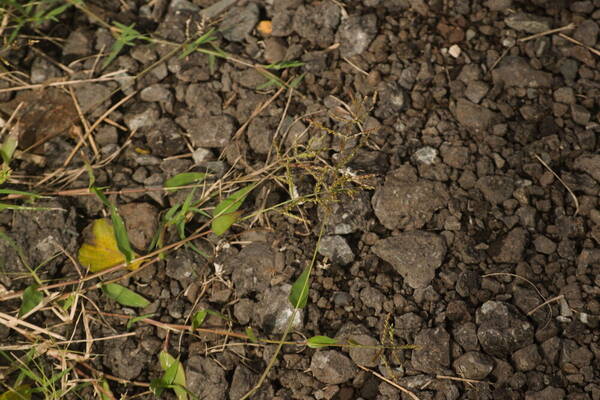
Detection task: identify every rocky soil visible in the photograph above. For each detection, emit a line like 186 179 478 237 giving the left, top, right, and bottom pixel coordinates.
1 0 600 399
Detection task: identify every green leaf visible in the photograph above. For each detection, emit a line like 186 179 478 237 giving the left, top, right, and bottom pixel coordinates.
102 283 150 308
191 309 230 330
245 327 258 343
264 60 304 70
164 172 207 189
61 294 75 311
306 335 338 349
18 285 42 318
180 28 217 59
109 210 135 262
159 351 188 400
90 187 135 263
127 313 154 330
290 73 305 89
150 378 166 397
211 210 242 236
0 189 46 198
288 266 310 309
191 310 208 331
212 184 255 217
99 379 114 400
0 203 60 211
0 135 18 164
42 3 72 22
0 384 32 400
210 184 255 235
102 22 148 69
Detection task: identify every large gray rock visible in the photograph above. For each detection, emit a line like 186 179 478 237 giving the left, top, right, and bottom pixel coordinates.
411 327 451 374
372 231 447 289
453 352 495 379
310 350 357 384
336 14 377 56
219 3 259 42
186 355 227 400
477 175 515 205
317 235 354 265
505 13 551 33
491 56 552 87
476 301 534 358
488 227 528 263
574 153 600 182
230 243 280 296
372 164 448 230
454 99 499 132
320 191 371 235
254 284 303 334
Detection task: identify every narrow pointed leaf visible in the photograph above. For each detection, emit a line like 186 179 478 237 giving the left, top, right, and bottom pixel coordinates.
159 351 188 400
212 184 255 217
307 335 338 349
245 327 258 343
191 310 208 331
164 172 207 189
102 283 150 308
90 187 136 264
211 210 243 236
99 379 114 400
289 266 310 309
0 384 32 400
127 313 154 330
18 285 42 318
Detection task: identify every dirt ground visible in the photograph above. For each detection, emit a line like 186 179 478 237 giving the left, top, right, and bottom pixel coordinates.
1 0 600 399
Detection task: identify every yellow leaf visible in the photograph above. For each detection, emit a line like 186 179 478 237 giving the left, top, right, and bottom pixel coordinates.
78 219 142 272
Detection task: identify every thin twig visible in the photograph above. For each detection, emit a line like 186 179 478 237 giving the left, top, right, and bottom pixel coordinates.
0 311 65 340
63 91 136 167
436 374 490 385
518 23 575 42
527 294 564 316
558 33 600 57
343 56 369 76
357 364 421 400
533 153 580 215
0 71 128 94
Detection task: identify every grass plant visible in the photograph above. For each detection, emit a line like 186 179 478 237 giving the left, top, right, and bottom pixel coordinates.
0 2 418 398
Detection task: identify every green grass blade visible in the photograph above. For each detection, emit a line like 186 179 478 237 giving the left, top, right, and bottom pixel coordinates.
18 285 42 318
211 210 242 236
90 187 135 263
191 310 207 331
158 352 188 400
102 283 150 308
164 172 207 190
245 327 257 343
0 189 46 198
127 313 154 330
212 184 255 217
263 60 304 70
288 266 310 309
306 335 338 349
0 203 61 211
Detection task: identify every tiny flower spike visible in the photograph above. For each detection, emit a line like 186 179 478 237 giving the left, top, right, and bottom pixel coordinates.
78 219 142 272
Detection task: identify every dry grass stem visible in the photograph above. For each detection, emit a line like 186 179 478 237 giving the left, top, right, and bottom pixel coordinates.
527 294 564 316
0 311 65 340
518 23 576 42
0 70 129 94
533 153 580 215
357 364 421 400
558 32 600 57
